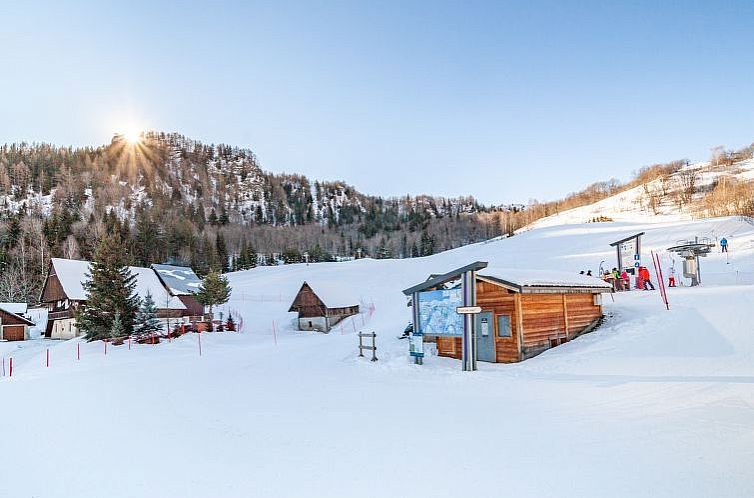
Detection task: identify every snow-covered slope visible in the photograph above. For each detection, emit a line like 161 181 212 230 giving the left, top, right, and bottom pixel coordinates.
530 158 754 228
3 216 754 497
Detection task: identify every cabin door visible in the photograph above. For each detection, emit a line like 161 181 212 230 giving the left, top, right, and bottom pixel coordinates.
475 312 496 362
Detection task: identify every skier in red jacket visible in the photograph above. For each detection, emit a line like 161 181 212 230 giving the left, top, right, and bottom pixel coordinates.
639 266 655 290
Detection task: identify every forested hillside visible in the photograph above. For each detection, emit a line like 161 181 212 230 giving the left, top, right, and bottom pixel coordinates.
0 132 511 302
3 132 754 304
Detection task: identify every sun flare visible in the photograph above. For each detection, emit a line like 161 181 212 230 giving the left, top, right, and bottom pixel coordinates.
122 128 142 144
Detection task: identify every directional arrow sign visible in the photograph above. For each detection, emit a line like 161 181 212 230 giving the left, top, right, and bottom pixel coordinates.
456 306 482 315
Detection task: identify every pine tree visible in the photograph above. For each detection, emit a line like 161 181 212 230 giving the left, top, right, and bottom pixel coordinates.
196 269 231 315
110 312 125 339
133 292 162 339
77 233 140 340
215 231 229 272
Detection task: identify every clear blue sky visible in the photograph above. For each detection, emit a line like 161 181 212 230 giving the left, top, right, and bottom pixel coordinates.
2 1 754 204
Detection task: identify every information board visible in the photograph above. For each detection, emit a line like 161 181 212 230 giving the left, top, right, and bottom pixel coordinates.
417 288 464 336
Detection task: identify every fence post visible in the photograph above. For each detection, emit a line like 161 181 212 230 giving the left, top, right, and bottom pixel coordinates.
77 343 80 361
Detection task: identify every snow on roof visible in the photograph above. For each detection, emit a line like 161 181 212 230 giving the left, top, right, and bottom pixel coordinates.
51 258 186 309
303 281 360 308
478 267 613 290
151 264 202 295
129 267 186 310
51 258 91 301
0 302 28 315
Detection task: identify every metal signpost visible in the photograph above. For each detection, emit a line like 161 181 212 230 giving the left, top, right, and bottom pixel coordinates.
459 270 479 372
410 291 424 364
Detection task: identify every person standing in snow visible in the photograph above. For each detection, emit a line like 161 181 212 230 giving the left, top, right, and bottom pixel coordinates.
586 270 593 277
639 266 655 290
620 270 630 291
720 237 728 253
612 268 623 291
668 266 676 287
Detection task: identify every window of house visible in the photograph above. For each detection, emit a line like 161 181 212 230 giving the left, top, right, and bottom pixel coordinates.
497 315 512 337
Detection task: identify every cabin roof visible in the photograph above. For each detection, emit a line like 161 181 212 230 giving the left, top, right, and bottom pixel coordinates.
289 281 360 311
151 264 202 296
0 306 34 326
0 302 28 315
50 258 186 310
403 262 612 295
477 267 613 292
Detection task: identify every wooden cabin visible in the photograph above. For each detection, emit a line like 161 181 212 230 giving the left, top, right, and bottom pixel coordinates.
288 282 359 333
151 264 205 317
39 258 187 339
0 306 34 341
403 262 612 363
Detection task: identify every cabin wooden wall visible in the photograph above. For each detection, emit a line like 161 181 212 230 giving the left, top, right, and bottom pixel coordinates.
520 293 602 358
41 272 67 304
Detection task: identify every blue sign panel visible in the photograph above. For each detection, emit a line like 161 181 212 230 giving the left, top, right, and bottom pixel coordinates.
417 288 464 336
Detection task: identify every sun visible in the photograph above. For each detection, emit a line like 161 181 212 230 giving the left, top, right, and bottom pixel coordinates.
121 126 143 145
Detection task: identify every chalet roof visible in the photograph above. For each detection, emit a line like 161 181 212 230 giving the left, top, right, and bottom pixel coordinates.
151 264 202 296
0 302 28 315
477 267 613 293
0 306 34 326
50 258 186 310
290 281 360 310
403 262 612 295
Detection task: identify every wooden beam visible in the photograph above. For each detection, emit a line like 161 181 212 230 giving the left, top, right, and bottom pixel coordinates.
514 293 524 360
562 294 570 340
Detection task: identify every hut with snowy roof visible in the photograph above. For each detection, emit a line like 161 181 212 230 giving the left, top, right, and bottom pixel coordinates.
151 263 205 317
288 281 360 332
0 305 34 341
40 258 187 339
402 262 612 363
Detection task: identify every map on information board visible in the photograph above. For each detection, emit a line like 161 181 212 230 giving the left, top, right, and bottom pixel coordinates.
418 288 464 336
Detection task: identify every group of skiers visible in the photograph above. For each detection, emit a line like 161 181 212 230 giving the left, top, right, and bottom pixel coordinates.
590 267 656 291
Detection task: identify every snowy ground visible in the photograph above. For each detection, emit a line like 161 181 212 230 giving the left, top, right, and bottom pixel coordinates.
2 216 754 497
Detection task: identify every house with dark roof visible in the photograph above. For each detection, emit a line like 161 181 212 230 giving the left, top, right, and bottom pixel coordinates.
0 305 34 341
288 281 360 332
151 264 205 316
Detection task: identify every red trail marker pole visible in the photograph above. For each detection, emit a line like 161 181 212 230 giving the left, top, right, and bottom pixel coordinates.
9 357 12 377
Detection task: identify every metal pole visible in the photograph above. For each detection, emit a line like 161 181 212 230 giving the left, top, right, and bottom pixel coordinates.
412 292 422 365
461 270 478 372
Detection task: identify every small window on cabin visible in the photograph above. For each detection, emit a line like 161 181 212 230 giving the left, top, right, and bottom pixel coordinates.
593 294 602 306
497 315 512 338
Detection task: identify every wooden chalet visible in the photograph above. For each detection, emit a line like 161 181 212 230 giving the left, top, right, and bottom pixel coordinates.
151 264 205 317
402 262 612 363
0 305 34 341
288 281 360 333
40 258 187 339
